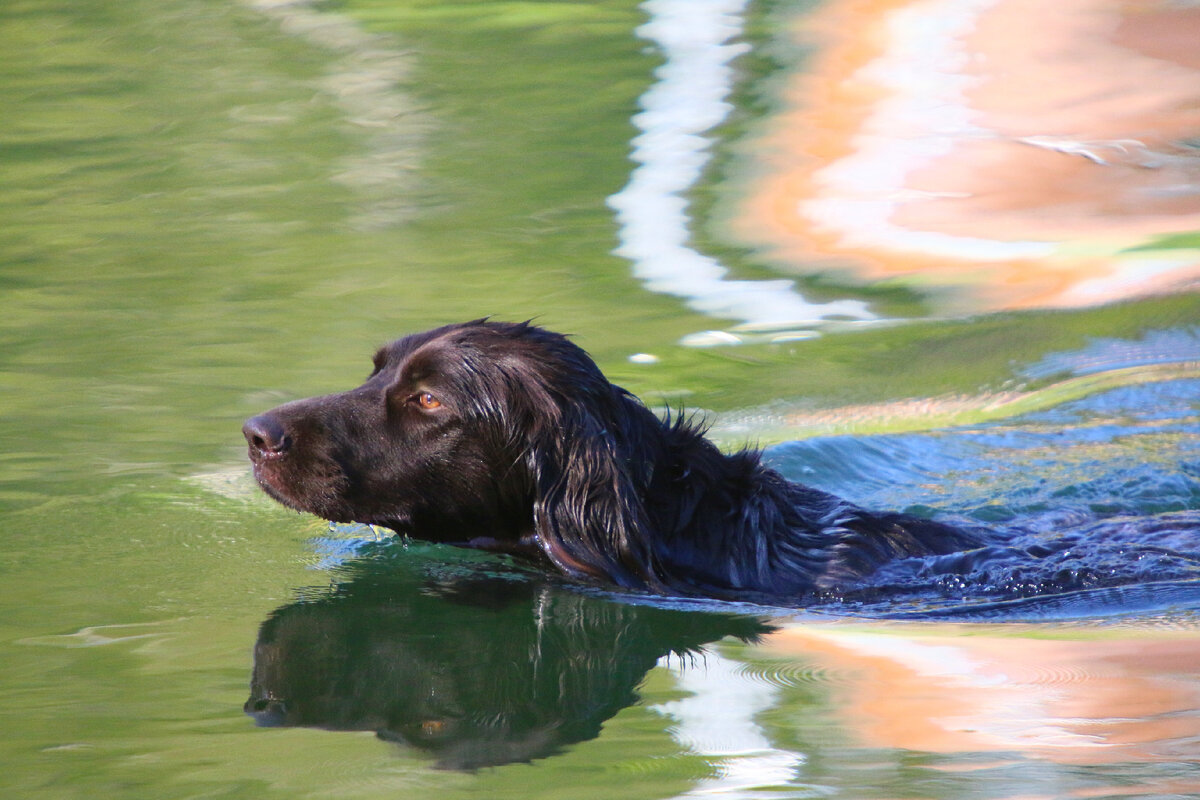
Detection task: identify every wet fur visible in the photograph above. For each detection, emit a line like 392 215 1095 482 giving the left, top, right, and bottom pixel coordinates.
244 320 983 602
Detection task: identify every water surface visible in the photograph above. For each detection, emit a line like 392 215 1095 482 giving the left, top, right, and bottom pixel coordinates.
2 0 1200 797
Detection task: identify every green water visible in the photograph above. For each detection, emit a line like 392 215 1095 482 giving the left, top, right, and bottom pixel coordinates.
3 0 1200 796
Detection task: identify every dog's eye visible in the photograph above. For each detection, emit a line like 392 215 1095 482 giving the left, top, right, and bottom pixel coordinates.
414 392 441 410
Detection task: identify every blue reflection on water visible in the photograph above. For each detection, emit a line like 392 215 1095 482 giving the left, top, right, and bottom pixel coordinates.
767 377 1200 521
766 337 1200 618
1023 326 1200 379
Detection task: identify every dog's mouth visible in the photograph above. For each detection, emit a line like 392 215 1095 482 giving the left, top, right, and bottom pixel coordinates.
247 448 352 522
248 460 287 498
248 456 304 510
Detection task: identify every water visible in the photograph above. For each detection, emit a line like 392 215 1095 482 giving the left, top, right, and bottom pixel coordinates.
3 0 1200 796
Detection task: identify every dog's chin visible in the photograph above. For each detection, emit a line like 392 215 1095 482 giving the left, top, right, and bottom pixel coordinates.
251 464 415 536
251 470 310 514
250 462 349 522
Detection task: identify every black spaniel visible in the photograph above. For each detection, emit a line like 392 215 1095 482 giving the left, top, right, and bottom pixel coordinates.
243 320 984 602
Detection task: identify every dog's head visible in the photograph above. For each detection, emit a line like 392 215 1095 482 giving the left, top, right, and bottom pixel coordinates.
244 320 664 587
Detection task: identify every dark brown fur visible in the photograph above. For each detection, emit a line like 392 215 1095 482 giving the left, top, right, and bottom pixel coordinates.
244 320 982 602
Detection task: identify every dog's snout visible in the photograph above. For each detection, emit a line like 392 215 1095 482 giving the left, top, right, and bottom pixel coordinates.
243 413 292 458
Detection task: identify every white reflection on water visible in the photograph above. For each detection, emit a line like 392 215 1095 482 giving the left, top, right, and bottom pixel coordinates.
654 648 804 798
607 0 874 332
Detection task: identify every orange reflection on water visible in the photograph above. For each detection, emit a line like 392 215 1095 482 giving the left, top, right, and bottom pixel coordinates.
765 624 1200 769
736 0 1200 313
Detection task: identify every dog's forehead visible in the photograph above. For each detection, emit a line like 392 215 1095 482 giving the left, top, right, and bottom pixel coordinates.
375 325 518 377
369 323 585 397
374 330 450 376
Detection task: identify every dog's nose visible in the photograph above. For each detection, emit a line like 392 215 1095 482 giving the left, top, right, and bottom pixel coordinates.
243 414 292 458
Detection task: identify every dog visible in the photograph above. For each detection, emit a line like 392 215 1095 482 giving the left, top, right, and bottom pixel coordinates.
243 320 991 602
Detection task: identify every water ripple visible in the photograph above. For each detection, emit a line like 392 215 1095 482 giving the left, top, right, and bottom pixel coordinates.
733 659 859 691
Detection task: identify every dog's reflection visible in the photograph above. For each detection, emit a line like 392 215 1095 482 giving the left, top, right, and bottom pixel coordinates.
246 559 771 769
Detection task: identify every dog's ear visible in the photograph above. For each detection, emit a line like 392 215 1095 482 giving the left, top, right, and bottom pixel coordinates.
527 393 664 591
